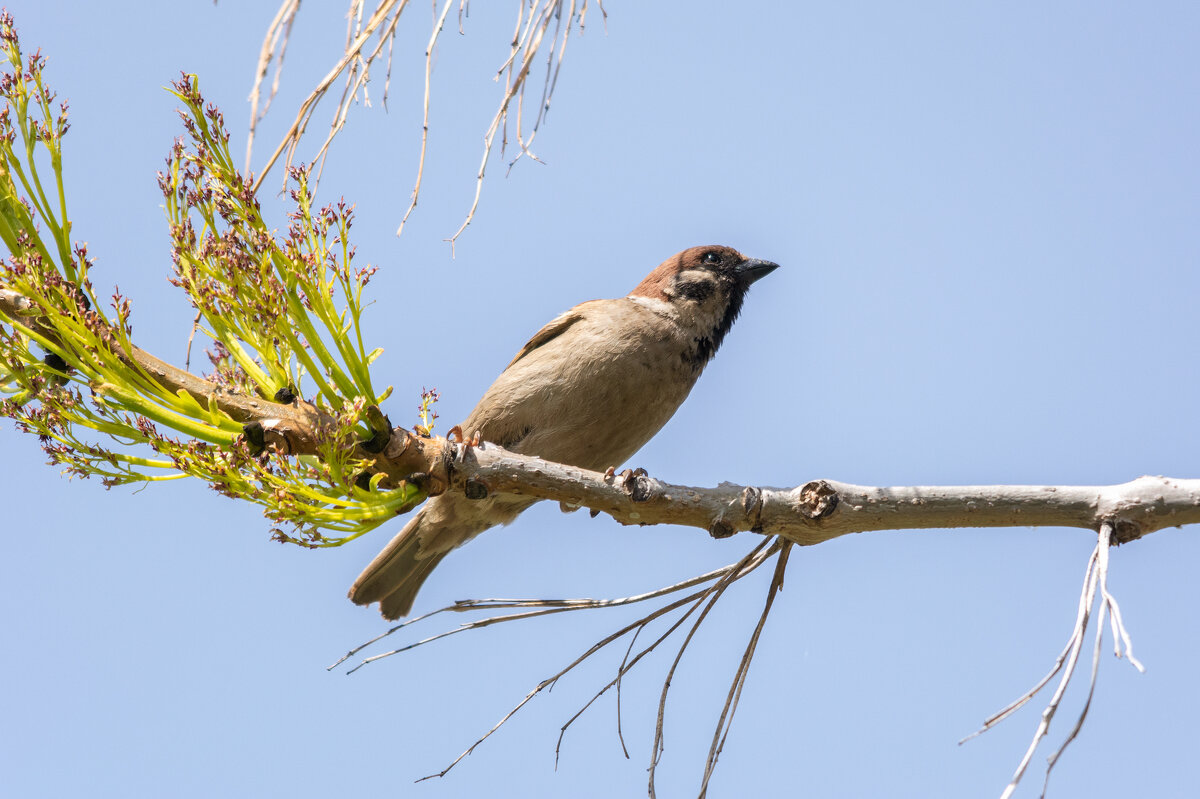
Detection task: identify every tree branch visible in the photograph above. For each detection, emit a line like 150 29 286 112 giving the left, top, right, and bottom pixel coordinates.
445 441 1200 544
0 284 451 489
8 279 1196 546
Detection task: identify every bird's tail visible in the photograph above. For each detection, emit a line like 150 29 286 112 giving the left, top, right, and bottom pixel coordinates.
348 507 449 621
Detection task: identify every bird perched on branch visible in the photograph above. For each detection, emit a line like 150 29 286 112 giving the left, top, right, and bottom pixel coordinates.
349 245 779 620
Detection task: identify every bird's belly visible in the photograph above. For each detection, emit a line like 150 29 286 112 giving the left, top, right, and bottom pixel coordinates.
511 355 697 471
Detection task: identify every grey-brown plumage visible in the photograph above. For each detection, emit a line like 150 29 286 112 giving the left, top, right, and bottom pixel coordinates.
349 245 779 619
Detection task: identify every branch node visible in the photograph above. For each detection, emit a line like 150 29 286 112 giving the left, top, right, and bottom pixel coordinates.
360 405 392 453
465 477 490 500
406 471 434 494
708 519 735 539
1109 518 1144 546
796 480 838 519
740 486 764 531
242 421 266 456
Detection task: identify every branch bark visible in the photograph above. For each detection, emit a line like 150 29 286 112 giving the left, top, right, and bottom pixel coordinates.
445 441 1200 545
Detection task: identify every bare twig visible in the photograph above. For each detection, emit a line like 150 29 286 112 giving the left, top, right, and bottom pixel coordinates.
245 1 598 246
647 541 782 796
418 584 714 781
614 624 641 759
395 0 453 237
245 0 301 176
698 541 792 798
347 537 778 782
250 0 409 195
183 308 203 372
333 558 756 672
960 521 1146 799
446 0 576 245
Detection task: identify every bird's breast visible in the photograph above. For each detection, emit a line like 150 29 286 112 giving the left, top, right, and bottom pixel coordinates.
464 300 701 471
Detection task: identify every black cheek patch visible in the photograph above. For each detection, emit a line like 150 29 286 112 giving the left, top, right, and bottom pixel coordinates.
675 279 714 302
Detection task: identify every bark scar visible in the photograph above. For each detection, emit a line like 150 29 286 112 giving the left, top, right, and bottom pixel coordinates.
797 480 839 519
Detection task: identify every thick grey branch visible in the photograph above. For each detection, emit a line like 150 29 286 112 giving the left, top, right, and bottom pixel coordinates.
448 441 1200 544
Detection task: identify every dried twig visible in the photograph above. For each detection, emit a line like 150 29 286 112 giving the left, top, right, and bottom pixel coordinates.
446 1 601 248
647 541 781 796
245 1 601 246
332 557 757 672
698 541 792 798
557 540 781 778
245 0 301 176
249 0 409 195
395 0 454 237
334 537 782 785
961 521 1146 799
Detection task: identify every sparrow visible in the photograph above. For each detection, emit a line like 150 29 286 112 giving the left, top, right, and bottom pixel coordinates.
349 245 779 619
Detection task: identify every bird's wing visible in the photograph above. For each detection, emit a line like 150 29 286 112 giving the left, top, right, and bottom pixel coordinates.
503 305 591 370
459 303 597 451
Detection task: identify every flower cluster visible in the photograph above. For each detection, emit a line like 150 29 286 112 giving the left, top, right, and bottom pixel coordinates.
0 17 420 547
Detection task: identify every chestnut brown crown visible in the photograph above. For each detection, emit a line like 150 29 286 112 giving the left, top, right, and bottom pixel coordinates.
629 244 780 367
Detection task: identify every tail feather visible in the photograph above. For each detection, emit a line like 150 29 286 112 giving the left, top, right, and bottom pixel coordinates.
350 494 537 619
349 507 447 620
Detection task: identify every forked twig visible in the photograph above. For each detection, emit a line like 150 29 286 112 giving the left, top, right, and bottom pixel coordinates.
331 557 758 672
245 1 601 246
446 0 600 248
249 0 409 195
647 540 782 796
418 538 777 781
698 541 792 798
245 0 301 176
335 536 788 788
554 540 781 775
961 521 1145 798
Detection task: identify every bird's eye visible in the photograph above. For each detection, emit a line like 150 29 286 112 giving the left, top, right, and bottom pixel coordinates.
702 251 721 265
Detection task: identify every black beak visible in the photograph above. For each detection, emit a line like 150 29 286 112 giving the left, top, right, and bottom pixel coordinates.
737 257 780 285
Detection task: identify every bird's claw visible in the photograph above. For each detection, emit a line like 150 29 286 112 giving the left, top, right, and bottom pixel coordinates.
447 426 482 448
602 466 652 502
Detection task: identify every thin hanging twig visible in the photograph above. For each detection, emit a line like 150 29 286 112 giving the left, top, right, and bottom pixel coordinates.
245 0 301 176
554 540 781 774
960 521 1145 799
331 556 758 672
244 1 599 246
342 538 778 782
698 542 792 798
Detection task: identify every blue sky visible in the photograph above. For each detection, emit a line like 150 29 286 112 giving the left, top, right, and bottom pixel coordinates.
2 2 1198 797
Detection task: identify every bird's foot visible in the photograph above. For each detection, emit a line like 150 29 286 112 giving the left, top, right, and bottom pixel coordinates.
447 426 482 448
603 466 651 502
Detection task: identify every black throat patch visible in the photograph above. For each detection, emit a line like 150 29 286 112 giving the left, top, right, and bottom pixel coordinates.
683 283 749 371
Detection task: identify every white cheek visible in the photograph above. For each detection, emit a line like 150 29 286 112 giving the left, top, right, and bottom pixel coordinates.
629 295 678 318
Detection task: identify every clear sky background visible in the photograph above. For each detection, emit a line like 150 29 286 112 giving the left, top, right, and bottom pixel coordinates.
2 2 1198 797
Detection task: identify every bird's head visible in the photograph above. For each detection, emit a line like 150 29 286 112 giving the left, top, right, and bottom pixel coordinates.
629 245 780 367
